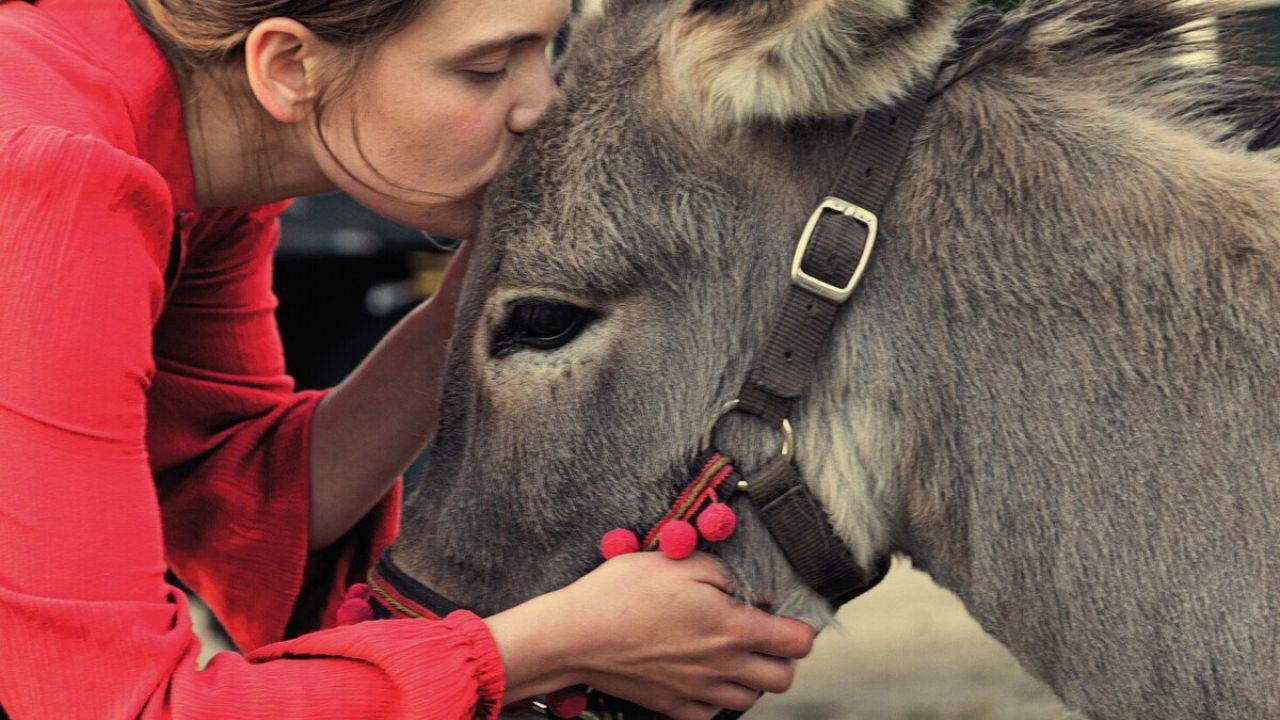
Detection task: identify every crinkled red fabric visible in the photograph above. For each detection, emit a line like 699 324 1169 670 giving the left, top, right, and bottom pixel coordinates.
0 1 503 717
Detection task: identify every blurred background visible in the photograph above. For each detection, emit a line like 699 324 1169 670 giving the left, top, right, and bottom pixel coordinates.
185 1 1280 718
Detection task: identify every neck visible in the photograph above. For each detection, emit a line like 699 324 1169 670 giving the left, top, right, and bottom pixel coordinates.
179 69 336 208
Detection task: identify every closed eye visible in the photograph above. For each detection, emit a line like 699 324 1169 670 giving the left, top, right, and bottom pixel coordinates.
465 67 509 83
491 299 597 357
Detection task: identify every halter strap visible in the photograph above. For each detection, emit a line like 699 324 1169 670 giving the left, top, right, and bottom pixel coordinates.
714 71 932 609
722 8 1004 610
366 550 461 621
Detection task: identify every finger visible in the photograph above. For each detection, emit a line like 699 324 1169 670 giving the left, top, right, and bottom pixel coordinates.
667 701 721 720
698 682 763 713
743 613 816 659
677 552 737 594
726 654 797 695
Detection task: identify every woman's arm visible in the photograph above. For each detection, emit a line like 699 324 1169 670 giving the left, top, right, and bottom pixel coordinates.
0 127 807 720
0 128 504 719
307 243 471 551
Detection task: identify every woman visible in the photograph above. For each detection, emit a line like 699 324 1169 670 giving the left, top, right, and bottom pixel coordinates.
0 0 816 718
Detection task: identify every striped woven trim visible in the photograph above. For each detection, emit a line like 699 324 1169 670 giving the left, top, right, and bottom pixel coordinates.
366 567 443 620
642 453 736 551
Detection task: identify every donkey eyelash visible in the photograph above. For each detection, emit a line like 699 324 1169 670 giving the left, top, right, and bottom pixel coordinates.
490 299 598 358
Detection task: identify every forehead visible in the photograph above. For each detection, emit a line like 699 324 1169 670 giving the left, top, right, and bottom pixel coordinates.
483 110 664 297
402 0 572 54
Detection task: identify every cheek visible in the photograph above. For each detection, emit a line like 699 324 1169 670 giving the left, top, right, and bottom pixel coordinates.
427 101 510 167
480 333 604 419
330 84 512 197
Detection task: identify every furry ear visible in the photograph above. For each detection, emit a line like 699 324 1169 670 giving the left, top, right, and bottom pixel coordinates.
661 0 968 126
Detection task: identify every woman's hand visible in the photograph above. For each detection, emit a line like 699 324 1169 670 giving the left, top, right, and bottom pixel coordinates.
487 552 815 720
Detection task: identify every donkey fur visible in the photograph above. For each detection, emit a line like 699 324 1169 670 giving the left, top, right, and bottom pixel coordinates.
395 1 1280 717
664 0 965 123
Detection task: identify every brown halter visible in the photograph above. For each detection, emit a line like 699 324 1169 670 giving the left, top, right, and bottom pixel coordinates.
700 6 1005 616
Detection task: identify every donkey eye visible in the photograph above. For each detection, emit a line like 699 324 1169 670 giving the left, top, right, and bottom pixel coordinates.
492 299 595 357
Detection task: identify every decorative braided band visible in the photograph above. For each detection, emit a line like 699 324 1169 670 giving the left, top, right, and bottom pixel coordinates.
641 452 737 551
365 550 461 621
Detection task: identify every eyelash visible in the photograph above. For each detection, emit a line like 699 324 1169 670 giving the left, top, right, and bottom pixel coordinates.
466 68 509 83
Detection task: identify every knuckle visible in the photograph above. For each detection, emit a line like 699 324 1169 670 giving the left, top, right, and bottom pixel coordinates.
768 666 796 694
773 620 815 657
723 688 761 712
670 704 714 720
725 616 754 648
794 628 816 656
654 698 683 717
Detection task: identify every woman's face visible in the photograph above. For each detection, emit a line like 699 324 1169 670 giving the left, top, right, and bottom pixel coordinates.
313 0 570 238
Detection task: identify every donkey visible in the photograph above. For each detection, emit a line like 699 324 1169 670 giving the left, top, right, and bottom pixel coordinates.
390 0 1280 717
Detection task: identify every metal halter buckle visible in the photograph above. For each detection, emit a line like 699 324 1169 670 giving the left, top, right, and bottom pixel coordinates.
790 197 879 303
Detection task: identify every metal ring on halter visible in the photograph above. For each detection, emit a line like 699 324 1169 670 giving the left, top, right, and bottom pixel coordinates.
419 230 464 253
700 399 793 459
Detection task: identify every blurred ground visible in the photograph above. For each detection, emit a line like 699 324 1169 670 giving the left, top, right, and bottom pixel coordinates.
192 560 1072 719
747 560 1071 720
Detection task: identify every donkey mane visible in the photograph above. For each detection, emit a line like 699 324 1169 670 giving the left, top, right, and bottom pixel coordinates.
959 0 1280 151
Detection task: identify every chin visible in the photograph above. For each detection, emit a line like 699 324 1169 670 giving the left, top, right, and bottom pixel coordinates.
383 198 482 240
418 216 478 242
409 197 481 239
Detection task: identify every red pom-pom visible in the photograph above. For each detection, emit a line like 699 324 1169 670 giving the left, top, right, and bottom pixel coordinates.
337 597 374 625
601 528 640 559
344 582 371 601
546 687 589 718
697 503 737 542
659 520 698 560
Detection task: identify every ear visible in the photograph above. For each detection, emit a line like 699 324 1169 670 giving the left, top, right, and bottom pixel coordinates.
661 0 968 126
244 18 326 124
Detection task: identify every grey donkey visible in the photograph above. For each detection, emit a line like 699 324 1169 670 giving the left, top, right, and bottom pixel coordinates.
392 0 1280 717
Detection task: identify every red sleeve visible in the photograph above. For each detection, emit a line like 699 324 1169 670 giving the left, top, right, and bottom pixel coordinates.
147 200 398 651
0 127 504 719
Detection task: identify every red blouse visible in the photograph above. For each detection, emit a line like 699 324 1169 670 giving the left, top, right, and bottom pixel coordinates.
0 1 503 717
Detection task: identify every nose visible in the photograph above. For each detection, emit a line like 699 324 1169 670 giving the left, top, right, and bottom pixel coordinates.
507 59 556 135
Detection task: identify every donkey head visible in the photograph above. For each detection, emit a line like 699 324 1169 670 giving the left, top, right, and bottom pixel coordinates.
393 0 968 623
386 1 1280 715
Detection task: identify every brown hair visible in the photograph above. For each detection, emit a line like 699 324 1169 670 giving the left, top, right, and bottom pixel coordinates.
125 0 428 72
126 0 441 198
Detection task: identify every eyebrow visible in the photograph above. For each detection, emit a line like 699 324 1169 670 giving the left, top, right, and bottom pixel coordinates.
452 32 546 61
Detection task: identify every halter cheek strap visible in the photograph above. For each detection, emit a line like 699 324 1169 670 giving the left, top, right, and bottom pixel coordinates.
703 7 1005 612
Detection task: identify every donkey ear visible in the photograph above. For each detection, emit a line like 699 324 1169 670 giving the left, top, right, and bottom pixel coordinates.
661 0 968 125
